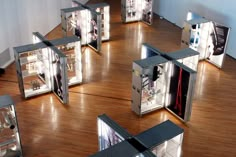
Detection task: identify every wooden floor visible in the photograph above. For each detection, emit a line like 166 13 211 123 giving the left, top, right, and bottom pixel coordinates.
1 0 236 156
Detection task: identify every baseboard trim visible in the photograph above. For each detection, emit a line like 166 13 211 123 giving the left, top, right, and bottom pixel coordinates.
226 54 236 60
0 58 14 69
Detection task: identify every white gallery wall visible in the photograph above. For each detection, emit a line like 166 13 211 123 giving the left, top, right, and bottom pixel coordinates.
153 0 236 59
0 0 88 68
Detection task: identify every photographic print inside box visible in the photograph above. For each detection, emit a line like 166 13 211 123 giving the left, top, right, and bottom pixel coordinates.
97 114 132 151
61 7 101 52
86 2 110 41
181 11 230 68
14 43 52 98
87 10 102 51
132 56 169 115
121 0 153 25
61 7 89 46
62 1 111 52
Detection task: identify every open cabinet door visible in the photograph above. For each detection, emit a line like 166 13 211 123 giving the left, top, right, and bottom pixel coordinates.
141 0 153 25
50 36 82 86
97 114 132 151
50 47 69 104
165 61 196 122
87 10 102 52
163 48 199 71
205 22 230 68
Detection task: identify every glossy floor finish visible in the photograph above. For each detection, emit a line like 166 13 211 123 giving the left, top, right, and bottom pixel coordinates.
1 0 236 156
